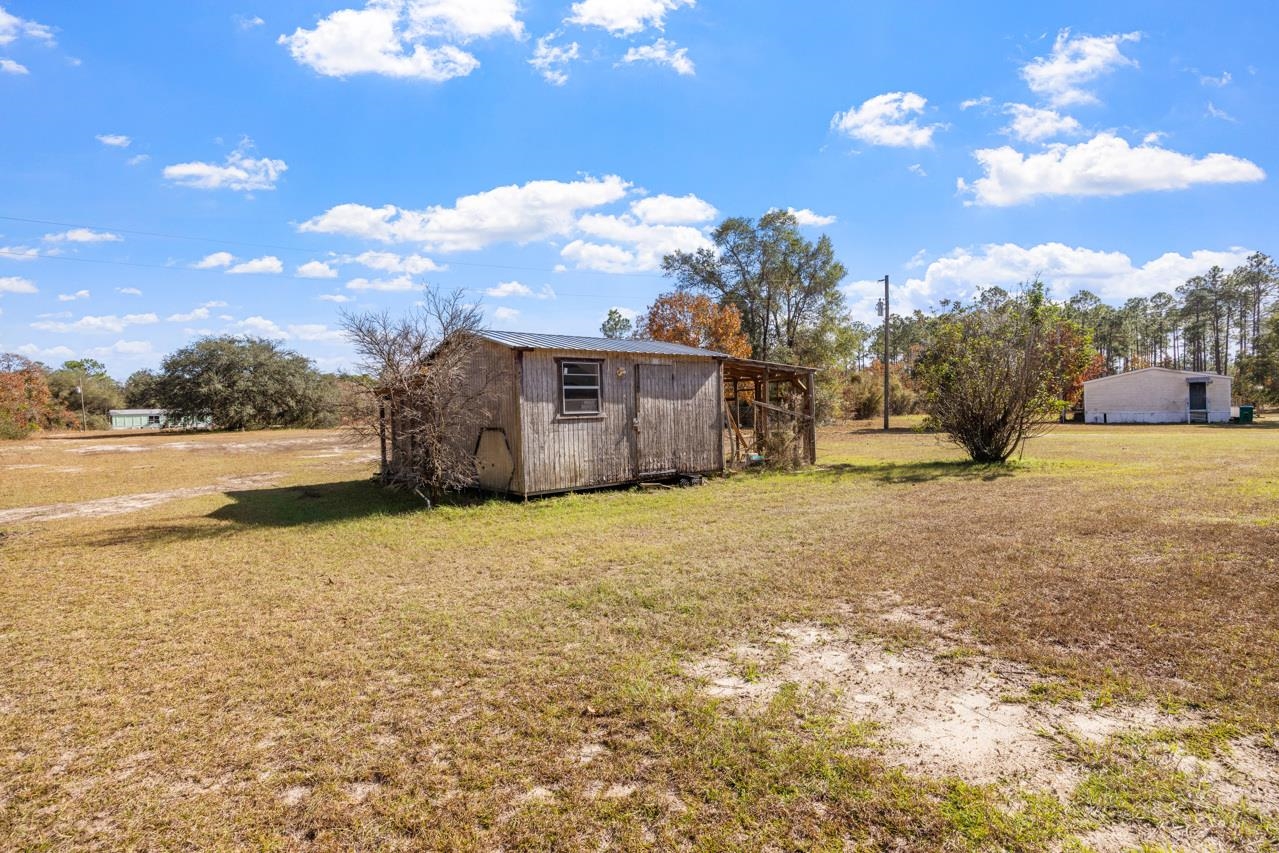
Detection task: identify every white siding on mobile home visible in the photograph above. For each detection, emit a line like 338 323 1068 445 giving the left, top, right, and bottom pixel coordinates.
1083 368 1232 424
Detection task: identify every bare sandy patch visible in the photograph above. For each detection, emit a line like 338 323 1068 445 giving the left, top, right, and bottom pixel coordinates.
691 616 1189 786
0 473 283 524
280 785 310 806
1076 823 1231 853
691 609 1279 845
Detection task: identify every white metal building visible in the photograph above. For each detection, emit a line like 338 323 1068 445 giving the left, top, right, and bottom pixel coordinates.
1082 367 1232 424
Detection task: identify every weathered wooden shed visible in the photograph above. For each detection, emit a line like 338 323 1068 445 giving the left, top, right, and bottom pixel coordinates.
1083 367 1233 424
380 331 817 498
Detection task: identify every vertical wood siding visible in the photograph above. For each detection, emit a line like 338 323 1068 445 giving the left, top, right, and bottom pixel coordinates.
465 340 522 491
518 351 723 495
387 339 522 489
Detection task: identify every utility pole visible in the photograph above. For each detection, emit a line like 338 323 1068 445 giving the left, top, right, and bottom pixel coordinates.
877 275 890 431
78 374 88 432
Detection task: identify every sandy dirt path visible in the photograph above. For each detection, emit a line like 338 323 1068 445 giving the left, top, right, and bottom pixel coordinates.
0 473 283 524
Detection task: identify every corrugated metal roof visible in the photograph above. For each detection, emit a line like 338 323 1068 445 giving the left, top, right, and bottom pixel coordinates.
475 330 727 358
108 409 166 415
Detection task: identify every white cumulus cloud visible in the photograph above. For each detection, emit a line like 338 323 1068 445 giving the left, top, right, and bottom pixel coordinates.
163 139 287 191
43 228 122 243
192 251 236 269
319 293 354 303
630 193 716 224
529 32 579 85
1021 29 1140 107
237 316 289 338
116 287 143 296
296 260 338 278
1 245 39 261
566 0 693 35
619 38 693 75
345 250 443 274
96 134 131 147
288 323 346 343
959 133 1265 206
561 213 711 273
0 58 27 74
784 207 836 226
57 289 90 302
1002 103 1082 143
166 306 211 322
0 7 54 46
300 174 631 251
485 280 555 299
30 313 158 334
492 305 520 322
842 243 1259 323
831 92 940 148
227 256 284 274
345 275 419 291
0 275 37 294
278 0 522 82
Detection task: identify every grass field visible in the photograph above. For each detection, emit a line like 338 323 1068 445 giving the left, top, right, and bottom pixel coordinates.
1 422 1277 851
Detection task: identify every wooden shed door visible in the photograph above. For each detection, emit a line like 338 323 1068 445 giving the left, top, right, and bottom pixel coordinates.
635 364 677 476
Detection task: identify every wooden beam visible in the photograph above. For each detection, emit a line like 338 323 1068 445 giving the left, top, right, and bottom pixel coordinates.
804 371 817 465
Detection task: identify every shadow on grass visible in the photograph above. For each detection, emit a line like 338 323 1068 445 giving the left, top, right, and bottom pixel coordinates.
814 460 1016 484
844 425 934 436
207 479 431 526
1205 420 1279 430
41 429 216 442
82 480 431 548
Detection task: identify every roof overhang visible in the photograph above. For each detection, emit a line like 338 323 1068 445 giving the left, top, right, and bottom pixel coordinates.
721 356 818 383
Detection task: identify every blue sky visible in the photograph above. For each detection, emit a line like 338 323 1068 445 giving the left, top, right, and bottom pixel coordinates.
1 1 1275 377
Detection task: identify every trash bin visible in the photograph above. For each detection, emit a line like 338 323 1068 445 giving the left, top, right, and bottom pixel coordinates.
1239 405 1254 424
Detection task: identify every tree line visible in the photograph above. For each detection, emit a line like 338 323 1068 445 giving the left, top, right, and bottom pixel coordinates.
611 210 1278 414
0 336 347 438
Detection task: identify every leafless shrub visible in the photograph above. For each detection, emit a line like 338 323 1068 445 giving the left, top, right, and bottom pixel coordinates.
340 290 495 503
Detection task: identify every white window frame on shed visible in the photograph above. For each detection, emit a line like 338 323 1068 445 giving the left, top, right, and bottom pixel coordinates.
558 359 602 416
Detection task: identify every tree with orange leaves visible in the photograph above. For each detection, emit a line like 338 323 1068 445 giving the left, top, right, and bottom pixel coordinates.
635 291 752 357
0 353 69 437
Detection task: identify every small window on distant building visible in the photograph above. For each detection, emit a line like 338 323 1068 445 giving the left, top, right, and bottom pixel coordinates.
147 414 161 426
560 361 602 415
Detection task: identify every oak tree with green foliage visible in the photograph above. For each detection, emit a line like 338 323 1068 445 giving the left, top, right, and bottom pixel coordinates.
153 336 334 430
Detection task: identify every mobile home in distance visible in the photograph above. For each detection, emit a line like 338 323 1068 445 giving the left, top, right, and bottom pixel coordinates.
1082 368 1232 424
107 409 212 430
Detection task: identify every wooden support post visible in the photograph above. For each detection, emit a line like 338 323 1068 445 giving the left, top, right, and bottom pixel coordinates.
761 366 770 454
804 371 817 465
378 398 388 482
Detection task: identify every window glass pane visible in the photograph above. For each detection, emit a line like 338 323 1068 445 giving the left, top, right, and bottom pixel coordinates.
561 362 601 413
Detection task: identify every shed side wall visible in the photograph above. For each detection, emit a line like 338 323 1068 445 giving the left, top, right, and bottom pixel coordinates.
387 339 522 490
518 351 722 495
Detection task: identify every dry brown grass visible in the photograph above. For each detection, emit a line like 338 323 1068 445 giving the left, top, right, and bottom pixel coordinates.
1 422 1277 850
